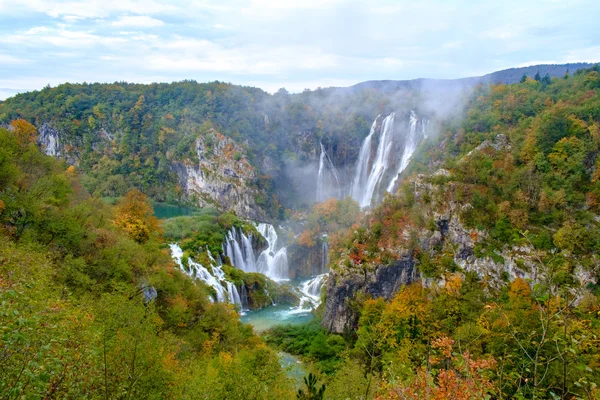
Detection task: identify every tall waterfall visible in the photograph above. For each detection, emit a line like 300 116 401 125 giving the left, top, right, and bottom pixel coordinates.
387 110 419 193
316 141 342 203
351 117 379 203
169 243 242 307
225 223 289 281
351 111 427 208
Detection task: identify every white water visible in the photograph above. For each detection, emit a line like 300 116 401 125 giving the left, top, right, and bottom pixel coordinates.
224 228 257 273
256 223 289 281
358 113 396 208
320 240 329 275
387 110 419 193
352 111 427 208
225 223 289 281
294 274 328 313
351 117 378 203
316 141 342 203
170 243 243 308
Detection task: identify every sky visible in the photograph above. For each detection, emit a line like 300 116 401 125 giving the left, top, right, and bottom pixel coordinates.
0 0 599 100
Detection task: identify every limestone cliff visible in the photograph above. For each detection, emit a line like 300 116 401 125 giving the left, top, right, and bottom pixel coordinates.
172 130 267 220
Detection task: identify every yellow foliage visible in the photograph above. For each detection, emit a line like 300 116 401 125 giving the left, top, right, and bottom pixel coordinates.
114 189 162 243
10 118 38 146
444 273 463 297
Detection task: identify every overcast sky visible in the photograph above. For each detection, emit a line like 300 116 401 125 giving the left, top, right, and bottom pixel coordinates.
0 0 599 100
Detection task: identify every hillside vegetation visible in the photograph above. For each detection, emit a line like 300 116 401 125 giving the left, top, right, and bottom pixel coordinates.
0 124 294 399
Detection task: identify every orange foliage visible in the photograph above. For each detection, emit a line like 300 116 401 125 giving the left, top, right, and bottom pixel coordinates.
377 336 497 400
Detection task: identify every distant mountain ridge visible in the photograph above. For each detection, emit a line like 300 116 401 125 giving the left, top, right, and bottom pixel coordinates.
346 62 597 93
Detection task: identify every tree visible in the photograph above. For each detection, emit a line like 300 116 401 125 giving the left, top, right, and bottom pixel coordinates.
534 71 541 81
114 189 161 243
297 373 326 400
520 73 528 83
10 118 37 146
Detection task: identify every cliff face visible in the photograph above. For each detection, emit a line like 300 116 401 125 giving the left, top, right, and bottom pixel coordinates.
322 257 417 333
172 130 268 220
322 135 596 333
34 123 269 220
287 238 328 279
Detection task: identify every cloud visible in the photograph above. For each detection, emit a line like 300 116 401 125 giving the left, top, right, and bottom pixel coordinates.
0 54 31 64
0 0 598 98
112 15 164 28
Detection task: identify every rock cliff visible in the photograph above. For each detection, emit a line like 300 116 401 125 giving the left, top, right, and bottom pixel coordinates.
172 130 268 220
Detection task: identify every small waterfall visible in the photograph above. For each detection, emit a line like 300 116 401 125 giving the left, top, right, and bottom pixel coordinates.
316 141 342 203
255 223 289 281
170 243 241 307
295 274 328 310
321 240 329 274
224 228 256 273
240 283 249 311
264 286 276 305
352 111 427 208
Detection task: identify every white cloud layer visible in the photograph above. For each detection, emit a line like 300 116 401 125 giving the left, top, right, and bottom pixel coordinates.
0 0 598 99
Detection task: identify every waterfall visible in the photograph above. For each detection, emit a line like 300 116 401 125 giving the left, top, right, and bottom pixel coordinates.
170 243 242 307
256 223 289 281
352 111 427 208
316 141 342 203
240 284 249 311
387 111 419 193
224 228 257 273
295 274 328 311
224 223 289 282
351 117 378 202
321 240 329 274
359 113 396 208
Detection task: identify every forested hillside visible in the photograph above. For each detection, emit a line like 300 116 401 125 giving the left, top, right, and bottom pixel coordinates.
1 65 600 399
0 124 294 398
314 65 600 399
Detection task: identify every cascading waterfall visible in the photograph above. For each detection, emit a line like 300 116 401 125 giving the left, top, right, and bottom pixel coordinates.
224 223 289 281
169 243 242 307
316 141 342 202
387 110 419 193
296 274 327 310
256 223 289 281
352 111 427 208
224 227 257 273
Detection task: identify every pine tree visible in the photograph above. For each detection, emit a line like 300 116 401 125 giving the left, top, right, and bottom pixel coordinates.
297 373 326 400
520 73 527 83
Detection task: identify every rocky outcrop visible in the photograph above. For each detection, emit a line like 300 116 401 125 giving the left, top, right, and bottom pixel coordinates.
37 123 61 157
173 130 268 220
322 256 417 333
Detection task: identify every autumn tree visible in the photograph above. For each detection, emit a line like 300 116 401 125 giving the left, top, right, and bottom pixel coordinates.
10 118 37 146
114 189 161 243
